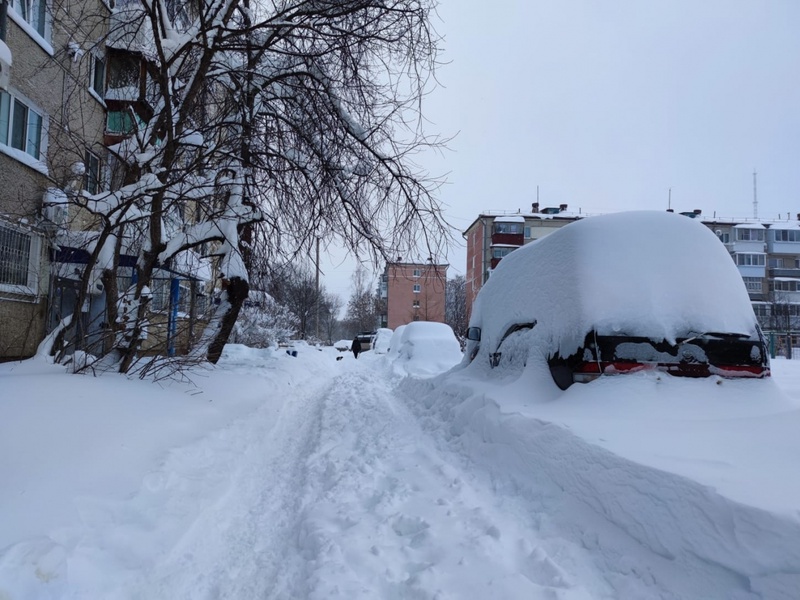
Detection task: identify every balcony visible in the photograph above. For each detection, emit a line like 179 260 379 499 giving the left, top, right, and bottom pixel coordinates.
491 232 523 246
770 268 800 278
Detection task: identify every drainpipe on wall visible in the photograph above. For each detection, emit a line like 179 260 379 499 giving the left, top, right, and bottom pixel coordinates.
0 0 11 91
0 0 8 41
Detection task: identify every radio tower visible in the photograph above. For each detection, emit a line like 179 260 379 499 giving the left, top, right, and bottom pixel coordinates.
753 170 758 219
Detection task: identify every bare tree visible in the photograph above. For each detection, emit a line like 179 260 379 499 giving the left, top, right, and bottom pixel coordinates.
345 265 379 335
48 0 449 372
445 274 468 340
766 289 800 359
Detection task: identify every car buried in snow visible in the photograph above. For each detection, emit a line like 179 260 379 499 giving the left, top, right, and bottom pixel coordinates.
465 211 770 389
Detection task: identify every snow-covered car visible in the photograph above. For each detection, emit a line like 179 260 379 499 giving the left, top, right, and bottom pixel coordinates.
466 211 770 389
371 328 394 354
392 321 462 377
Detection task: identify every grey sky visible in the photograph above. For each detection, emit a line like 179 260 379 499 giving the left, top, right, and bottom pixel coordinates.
323 0 800 304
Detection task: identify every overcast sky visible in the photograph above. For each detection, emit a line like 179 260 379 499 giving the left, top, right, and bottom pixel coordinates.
322 0 800 307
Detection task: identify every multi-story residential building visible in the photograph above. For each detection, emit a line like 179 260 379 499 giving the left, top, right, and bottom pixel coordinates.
0 0 109 360
379 259 448 330
0 0 211 362
463 203 579 316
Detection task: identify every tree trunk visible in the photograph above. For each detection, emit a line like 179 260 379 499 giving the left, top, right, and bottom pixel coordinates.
207 276 250 364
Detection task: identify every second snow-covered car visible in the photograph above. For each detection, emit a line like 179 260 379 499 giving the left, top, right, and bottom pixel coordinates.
465 211 770 389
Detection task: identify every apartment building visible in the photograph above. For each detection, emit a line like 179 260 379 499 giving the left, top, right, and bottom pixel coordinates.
0 0 211 361
0 0 109 360
463 203 579 316
379 260 448 330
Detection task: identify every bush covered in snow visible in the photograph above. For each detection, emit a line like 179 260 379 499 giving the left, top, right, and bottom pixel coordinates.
230 291 298 348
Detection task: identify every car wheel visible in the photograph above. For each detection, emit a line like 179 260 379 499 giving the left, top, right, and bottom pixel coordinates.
550 364 574 390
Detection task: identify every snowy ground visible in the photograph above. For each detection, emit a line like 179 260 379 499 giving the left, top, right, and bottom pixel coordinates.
1 344 799 599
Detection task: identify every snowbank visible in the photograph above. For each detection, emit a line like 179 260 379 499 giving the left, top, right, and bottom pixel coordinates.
401 359 800 599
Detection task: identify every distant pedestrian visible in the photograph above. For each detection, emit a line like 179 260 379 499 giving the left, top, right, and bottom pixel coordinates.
352 336 362 359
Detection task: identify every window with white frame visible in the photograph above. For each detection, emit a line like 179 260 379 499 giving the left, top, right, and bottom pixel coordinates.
494 222 523 235
524 226 531 238
412 268 421 277
716 231 730 244
771 280 799 293
13 0 47 38
412 299 420 308
492 247 514 259
0 221 41 294
413 283 421 294
773 229 800 243
736 253 766 267
736 228 765 242
0 90 45 160
753 304 769 318
91 54 106 96
743 277 762 292
84 150 101 194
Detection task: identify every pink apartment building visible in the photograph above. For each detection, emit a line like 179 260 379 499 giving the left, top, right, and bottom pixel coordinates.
380 260 448 330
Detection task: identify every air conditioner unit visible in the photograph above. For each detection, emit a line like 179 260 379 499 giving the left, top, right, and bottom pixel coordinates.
44 203 69 227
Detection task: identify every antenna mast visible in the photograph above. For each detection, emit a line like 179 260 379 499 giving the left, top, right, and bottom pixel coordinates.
753 170 758 219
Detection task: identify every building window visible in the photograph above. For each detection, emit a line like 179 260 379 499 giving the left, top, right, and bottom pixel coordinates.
736 228 765 242
412 268 421 278
413 315 420 321
716 231 730 244
0 91 44 160
771 280 799 293
743 277 762 292
413 283 421 294
524 226 531 238
91 54 106 96
494 222 523 235
84 150 102 194
753 304 769 318
0 221 40 294
773 229 800 243
13 0 47 38
492 247 514 259
736 253 766 267
412 299 420 308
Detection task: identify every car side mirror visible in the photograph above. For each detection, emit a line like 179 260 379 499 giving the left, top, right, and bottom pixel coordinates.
467 327 481 341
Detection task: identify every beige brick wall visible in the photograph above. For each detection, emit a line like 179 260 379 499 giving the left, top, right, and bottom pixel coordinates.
0 0 110 360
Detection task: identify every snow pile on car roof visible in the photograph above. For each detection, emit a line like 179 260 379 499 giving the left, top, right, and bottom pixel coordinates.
471 211 758 357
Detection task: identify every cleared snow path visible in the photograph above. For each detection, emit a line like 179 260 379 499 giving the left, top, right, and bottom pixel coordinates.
23 357 612 600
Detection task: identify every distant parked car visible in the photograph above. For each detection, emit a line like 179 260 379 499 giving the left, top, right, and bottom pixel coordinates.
466 211 770 389
355 331 377 351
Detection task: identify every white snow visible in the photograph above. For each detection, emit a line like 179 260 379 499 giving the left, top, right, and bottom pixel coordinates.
1 338 800 599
